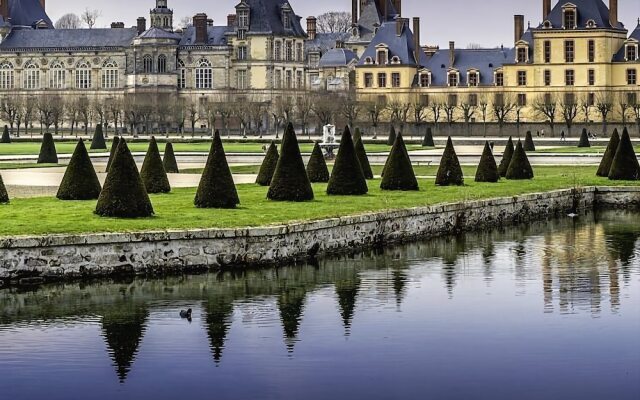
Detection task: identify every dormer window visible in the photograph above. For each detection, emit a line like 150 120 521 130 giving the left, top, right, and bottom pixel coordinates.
467 70 479 87
448 70 459 87
236 2 250 29
364 57 373 65
586 19 596 28
281 3 292 30
390 56 401 64
543 20 552 29
626 43 639 61
419 70 431 87
376 45 389 65
494 70 504 86
562 4 577 30
351 26 359 37
516 46 528 63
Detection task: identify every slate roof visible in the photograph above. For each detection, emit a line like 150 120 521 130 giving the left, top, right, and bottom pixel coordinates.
540 0 624 29
306 32 351 53
7 0 53 28
179 26 232 46
423 47 514 86
319 48 358 67
139 27 181 40
0 28 138 51
352 0 398 42
239 0 306 37
613 22 640 61
358 20 429 66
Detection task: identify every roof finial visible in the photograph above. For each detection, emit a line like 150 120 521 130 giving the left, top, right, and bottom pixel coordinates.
528 21 531 29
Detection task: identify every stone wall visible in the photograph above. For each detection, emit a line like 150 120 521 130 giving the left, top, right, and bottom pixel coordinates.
1 187 639 285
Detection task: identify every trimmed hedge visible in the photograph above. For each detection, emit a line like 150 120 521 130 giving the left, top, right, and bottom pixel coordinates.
267 123 314 202
162 142 179 174
38 132 58 164
387 125 396 146
0 173 8 204
380 132 418 191
140 137 171 194
475 141 500 183
194 130 240 209
306 142 330 183
505 140 534 180
498 137 515 177
106 137 120 172
524 131 536 152
608 128 640 181
1 125 10 144
596 129 620 177
422 127 434 147
435 137 464 186
95 138 154 218
354 137 374 180
256 141 279 186
578 128 591 148
56 139 102 200
327 126 368 195
90 124 107 150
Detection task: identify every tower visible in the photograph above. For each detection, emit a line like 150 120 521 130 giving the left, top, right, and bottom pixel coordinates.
150 0 173 31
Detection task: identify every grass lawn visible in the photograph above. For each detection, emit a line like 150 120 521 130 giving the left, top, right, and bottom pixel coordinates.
0 141 422 156
197 164 474 176
541 146 640 154
0 163 60 170
0 166 636 237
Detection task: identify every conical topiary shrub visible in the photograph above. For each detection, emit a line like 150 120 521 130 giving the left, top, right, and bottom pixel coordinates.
596 129 620 177
387 125 396 146
327 126 368 196
1 125 10 144
506 140 534 180
498 137 515 177
475 141 500 183
106 136 120 172
435 137 464 186
353 127 362 143
38 132 58 164
95 138 154 218
267 123 314 201
140 137 171 194
422 127 434 147
306 142 330 183
608 128 640 181
90 124 107 150
578 128 591 148
0 173 8 203
195 130 240 208
381 133 418 191
354 137 374 180
162 142 179 173
256 141 279 186
524 131 536 152
56 139 101 200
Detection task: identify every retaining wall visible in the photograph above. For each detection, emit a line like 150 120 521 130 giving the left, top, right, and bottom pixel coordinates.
1 187 638 284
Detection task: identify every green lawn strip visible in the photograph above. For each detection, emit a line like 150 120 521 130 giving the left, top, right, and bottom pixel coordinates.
540 146 640 154
0 166 636 237
0 163 60 170
0 141 415 156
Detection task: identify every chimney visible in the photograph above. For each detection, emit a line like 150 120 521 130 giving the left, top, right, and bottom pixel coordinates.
0 0 9 18
413 17 421 65
543 0 551 20
193 13 208 44
382 0 388 22
396 18 405 36
137 17 146 35
307 16 317 40
449 41 455 67
393 0 402 16
610 0 618 27
514 15 524 43
111 22 125 29
352 0 358 26
40 0 45 10
227 14 236 26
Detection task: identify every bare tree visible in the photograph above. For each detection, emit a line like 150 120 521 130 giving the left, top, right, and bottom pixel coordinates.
311 92 337 127
77 97 92 135
459 93 477 135
50 96 66 136
107 97 122 135
617 91 631 128
578 92 592 131
316 12 352 33
92 97 110 135
411 94 428 129
178 16 193 30
428 94 444 133
250 100 267 138
363 96 383 139
560 92 579 136
338 91 361 131
1 93 20 134
533 93 558 136
37 95 56 132
478 94 489 137
631 90 640 137
492 91 516 135
81 8 102 29
22 97 36 137
184 97 200 136
296 92 314 138
442 94 457 135
595 91 613 136
65 96 81 137
55 13 82 29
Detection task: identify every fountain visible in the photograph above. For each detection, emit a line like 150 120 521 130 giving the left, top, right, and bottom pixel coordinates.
319 124 339 159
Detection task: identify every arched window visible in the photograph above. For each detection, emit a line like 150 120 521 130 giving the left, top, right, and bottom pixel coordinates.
177 59 186 89
101 60 119 89
157 55 167 73
0 62 15 89
49 61 66 89
195 59 212 89
143 55 153 73
23 62 40 89
75 61 92 89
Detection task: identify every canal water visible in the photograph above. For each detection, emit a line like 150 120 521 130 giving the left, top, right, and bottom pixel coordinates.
1 211 639 400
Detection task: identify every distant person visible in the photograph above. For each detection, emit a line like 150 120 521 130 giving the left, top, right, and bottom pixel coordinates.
560 131 565 141
541 129 545 137
536 131 540 137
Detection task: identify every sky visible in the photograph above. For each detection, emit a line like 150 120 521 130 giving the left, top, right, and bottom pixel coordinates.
46 0 640 48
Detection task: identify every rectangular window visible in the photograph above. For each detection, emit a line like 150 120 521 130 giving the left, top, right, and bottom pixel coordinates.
627 45 638 61
469 94 478 106
565 69 575 86
23 66 39 89
178 67 186 89
50 68 66 89
237 70 247 89
237 29 246 40
237 46 248 61
296 71 303 88
448 72 458 87
544 70 551 86
377 73 387 88
517 47 527 63
565 40 575 63
285 42 293 61
274 70 282 88
101 68 118 89
309 53 320 67
627 69 637 85
588 92 595 106
544 93 552 105
588 69 595 86
588 40 595 62
285 70 292 88
376 50 387 65
518 93 527 106
517 70 527 86
364 73 373 88
238 10 249 28
0 68 14 89
495 72 504 86
75 68 91 89
296 43 303 62
564 10 576 29
494 93 504 106
468 72 478 86
274 41 282 61
420 94 429 106
448 94 457 106
391 72 400 88
195 67 212 89
565 92 575 105
420 73 430 87
628 92 637 106
544 41 551 63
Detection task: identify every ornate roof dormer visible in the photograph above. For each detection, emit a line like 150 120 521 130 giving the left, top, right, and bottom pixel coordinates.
150 0 173 31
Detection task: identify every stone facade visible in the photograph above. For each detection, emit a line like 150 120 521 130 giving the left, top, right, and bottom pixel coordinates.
1 187 638 285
